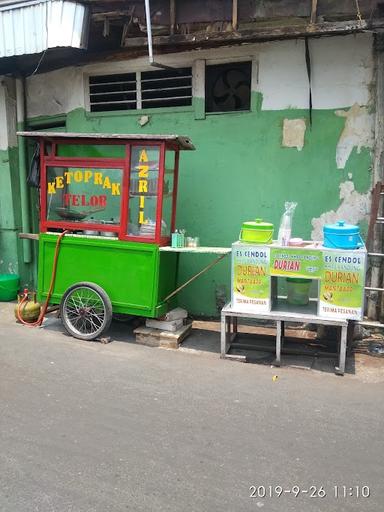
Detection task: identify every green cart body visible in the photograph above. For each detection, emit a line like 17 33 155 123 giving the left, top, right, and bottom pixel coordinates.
38 234 178 318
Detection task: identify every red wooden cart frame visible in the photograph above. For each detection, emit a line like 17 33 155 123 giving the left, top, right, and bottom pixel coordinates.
39 137 180 246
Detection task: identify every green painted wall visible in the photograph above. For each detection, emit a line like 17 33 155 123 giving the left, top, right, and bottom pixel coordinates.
0 145 35 286
23 100 372 316
0 147 19 275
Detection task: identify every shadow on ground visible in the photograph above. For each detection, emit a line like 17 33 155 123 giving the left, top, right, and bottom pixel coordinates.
184 320 356 376
40 311 356 376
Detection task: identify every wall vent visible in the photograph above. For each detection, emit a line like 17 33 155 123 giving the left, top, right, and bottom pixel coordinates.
141 67 192 109
89 73 137 112
89 67 192 112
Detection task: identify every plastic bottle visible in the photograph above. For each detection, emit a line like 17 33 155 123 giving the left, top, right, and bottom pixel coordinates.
277 202 297 246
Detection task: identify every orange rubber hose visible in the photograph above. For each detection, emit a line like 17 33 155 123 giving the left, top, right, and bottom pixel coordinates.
17 230 69 327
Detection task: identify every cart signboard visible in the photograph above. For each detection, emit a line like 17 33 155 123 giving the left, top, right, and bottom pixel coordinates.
232 242 270 312
319 250 366 320
270 247 323 278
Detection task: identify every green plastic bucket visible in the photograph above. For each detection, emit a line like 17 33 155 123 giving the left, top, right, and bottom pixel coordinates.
286 278 312 306
0 274 20 301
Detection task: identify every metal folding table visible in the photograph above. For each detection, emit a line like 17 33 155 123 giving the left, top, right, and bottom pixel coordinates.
221 302 350 375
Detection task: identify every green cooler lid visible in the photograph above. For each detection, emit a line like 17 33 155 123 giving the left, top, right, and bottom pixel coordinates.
242 218 273 230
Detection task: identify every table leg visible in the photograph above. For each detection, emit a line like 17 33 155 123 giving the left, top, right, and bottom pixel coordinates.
335 324 348 376
220 313 227 357
347 321 355 344
226 316 231 335
281 320 285 348
233 316 238 334
275 320 282 367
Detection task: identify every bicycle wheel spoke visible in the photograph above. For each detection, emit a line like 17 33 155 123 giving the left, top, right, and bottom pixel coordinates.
69 296 82 309
88 316 99 331
88 315 103 327
79 318 88 333
66 306 80 315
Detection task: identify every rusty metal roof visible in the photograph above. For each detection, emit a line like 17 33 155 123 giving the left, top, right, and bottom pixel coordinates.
17 131 196 150
0 0 89 58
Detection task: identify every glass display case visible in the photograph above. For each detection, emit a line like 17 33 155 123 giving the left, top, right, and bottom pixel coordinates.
38 134 192 245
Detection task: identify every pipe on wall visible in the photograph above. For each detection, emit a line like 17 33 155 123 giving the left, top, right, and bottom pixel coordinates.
144 0 154 65
144 0 174 70
16 77 32 263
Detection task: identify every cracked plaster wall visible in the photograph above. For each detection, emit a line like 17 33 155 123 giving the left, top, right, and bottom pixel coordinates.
335 103 374 170
311 181 370 240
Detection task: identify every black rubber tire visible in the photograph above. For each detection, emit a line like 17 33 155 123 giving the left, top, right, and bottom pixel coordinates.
60 282 113 341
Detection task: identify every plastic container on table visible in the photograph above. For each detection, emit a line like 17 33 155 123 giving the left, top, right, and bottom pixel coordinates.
288 237 304 247
323 220 363 250
0 274 20 301
286 278 312 306
239 218 274 244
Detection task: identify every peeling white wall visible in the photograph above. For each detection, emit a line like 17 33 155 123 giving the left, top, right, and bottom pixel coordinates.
258 39 309 110
25 32 373 119
259 33 372 110
0 82 8 150
311 35 373 109
311 181 370 240
0 77 17 150
27 67 85 118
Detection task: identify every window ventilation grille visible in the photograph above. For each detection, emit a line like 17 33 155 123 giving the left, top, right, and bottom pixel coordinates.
89 73 137 112
141 67 192 109
89 67 193 112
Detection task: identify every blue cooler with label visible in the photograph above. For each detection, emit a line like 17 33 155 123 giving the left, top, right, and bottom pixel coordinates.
323 220 364 250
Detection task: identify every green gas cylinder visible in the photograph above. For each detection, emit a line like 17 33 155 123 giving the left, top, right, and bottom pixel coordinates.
15 290 41 323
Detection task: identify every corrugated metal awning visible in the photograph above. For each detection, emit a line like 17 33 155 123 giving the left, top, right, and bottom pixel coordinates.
17 131 196 150
0 0 89 58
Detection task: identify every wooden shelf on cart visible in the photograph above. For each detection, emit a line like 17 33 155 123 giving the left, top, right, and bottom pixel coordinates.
19 233 39 240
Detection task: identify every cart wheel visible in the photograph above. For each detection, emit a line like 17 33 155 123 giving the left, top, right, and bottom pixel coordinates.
60 282 112 341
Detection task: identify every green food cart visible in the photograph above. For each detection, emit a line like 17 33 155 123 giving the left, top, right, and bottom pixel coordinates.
18 131 195 340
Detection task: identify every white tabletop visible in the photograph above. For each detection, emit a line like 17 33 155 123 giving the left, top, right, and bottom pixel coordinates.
222 302 348 326
160 246 231 254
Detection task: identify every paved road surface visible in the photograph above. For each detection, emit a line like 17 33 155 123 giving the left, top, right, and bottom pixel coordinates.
1 310 383 511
